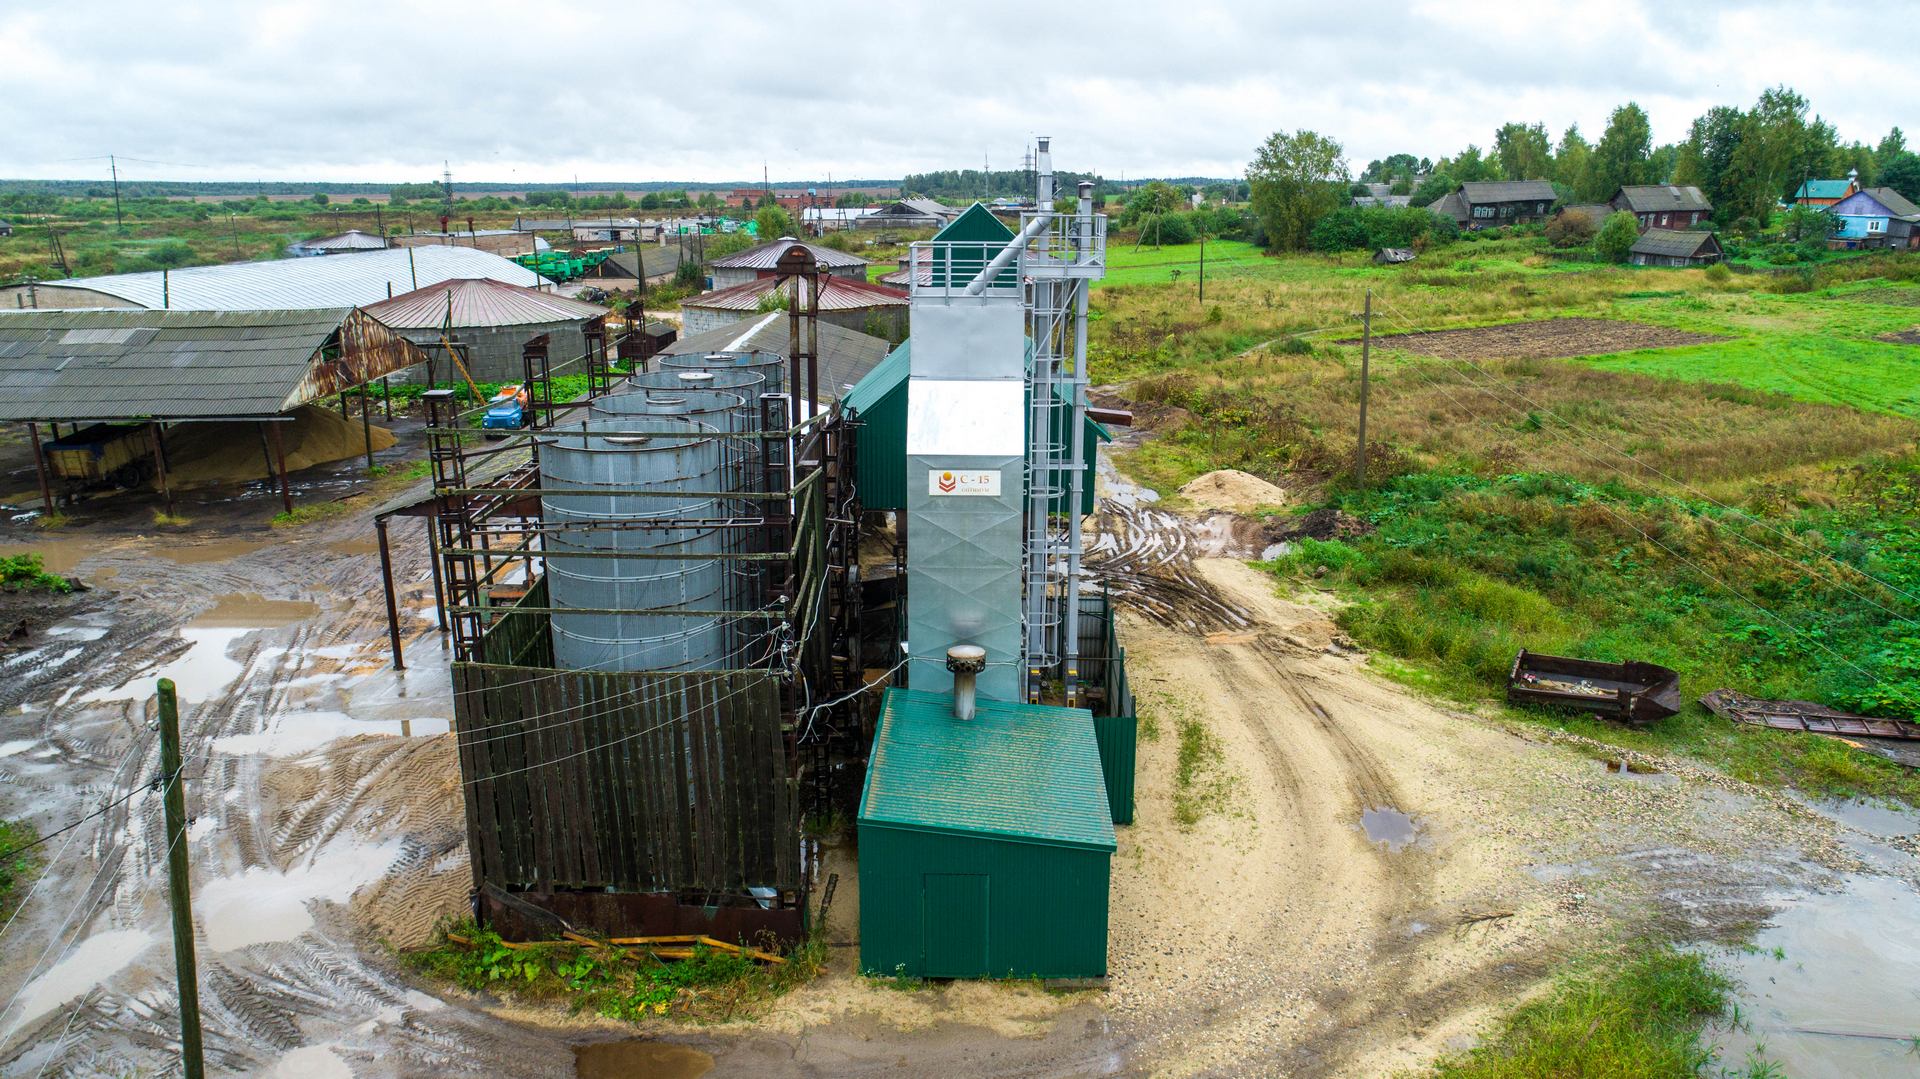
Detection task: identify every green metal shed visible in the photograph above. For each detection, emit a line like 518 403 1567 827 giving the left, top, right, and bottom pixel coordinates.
845 341 1111 515
858 688 1116 979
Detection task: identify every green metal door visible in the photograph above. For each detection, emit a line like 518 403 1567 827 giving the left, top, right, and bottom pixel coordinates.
922 874 989 976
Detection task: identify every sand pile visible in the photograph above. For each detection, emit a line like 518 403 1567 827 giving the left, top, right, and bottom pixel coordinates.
163 404 395 486
1178 469 1287 512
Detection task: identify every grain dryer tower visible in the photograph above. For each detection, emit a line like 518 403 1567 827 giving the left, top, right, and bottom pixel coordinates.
858 140 1124 982
903 137 1107 704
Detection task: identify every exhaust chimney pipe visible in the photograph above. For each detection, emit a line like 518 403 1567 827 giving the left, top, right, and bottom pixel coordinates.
946 645 987 720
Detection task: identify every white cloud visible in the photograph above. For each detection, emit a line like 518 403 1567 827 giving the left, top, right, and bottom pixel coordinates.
0 0 1910 185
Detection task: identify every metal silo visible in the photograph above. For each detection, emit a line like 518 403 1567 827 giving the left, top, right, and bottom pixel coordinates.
538 417 728 672
660 350 787 400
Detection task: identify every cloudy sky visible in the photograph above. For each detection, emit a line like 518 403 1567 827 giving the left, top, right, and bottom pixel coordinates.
2 0 1910 186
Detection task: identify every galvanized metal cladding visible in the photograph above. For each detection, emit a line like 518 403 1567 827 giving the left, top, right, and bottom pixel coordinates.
537 416 730 673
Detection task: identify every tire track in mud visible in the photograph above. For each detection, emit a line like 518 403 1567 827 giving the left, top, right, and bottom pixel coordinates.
1088 472 1468 1077
0 512 560 1079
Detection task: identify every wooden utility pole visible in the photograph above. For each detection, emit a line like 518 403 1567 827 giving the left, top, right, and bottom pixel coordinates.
1198 225 1206 303
1355 288 1372 489
110 155 124 231
156 679 205 1079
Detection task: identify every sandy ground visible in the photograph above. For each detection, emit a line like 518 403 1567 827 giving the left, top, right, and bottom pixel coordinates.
0 427 1909 1078
1175 469 1288 513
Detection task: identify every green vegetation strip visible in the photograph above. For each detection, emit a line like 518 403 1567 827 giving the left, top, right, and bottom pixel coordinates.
407 919 821 1022
1429 947 1742 1079
1263 466 1920 805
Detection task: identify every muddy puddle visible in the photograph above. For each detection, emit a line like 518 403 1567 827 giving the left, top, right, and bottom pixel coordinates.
188 592 319 628
0 538 110 577
1360 806 1424 852
152 537 271 564
574 1040 715 1079
1711 799 1920 1077
1597 757 1680 787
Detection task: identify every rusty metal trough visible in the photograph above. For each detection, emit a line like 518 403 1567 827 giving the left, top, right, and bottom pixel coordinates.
1507 649 1682 726
1700 689 1920 742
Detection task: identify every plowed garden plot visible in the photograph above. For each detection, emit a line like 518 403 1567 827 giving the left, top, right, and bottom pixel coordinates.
1879 329 1920 346
1346 317 1726 360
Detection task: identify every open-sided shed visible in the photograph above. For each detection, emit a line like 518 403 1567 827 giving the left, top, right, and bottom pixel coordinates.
0 306 427 513
858 688 1115 980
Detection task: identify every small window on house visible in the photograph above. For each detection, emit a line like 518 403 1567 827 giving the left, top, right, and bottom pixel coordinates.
1869 219 1884 233
1660 213 1669 225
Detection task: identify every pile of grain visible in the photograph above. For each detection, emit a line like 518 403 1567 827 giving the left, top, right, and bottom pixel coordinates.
1177 469 1287 513
163 404 395 486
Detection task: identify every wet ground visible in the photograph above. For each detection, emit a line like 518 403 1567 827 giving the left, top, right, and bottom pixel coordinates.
1711 799 1920 1078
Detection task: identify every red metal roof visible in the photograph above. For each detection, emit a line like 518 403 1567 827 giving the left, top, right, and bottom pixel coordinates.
361 277 607 329
706 237 868 271
683 274 908 313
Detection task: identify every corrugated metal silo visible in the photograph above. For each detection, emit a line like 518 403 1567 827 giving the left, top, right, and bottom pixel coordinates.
538 417 728 672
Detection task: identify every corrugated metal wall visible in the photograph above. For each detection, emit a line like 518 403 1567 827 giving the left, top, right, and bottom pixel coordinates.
857 824 1110 979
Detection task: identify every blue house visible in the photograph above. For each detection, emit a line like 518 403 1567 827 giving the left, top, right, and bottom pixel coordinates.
1826 187 1920 250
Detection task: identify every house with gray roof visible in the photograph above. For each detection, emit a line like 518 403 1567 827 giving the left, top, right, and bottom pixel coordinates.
1629 229 1723 267
1427 180 1558 229
1610 186 1712 231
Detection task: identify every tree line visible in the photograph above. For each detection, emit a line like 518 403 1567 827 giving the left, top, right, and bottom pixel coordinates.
1249 85 1917 250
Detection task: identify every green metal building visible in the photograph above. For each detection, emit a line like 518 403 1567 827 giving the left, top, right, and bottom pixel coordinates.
857 688 1116 979
844 341 1111 516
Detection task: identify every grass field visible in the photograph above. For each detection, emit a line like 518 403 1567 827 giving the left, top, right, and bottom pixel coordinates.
1095 235 1920 807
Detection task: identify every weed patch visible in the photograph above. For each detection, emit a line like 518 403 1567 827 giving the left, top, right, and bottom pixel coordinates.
1428 946 1734 1079
0 553 73 594
406 919 821 1023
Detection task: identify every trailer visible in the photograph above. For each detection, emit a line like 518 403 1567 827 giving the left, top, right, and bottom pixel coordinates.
1507 649 1681 726
43 423 154 491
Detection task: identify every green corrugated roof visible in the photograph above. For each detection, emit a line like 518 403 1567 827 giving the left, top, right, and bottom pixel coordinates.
1795 179 1854 200
860 688 1116 852
933 203 1016 244
844 340 908 414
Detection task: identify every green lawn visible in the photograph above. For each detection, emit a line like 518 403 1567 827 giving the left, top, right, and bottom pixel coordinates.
1576 286 1920 418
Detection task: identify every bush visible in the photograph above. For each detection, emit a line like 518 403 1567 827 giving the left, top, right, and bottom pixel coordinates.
1703 262 1732 284
1135 211 1196 246
1595 211 1640 263
1307 205 1453 253
1544 210 1596 248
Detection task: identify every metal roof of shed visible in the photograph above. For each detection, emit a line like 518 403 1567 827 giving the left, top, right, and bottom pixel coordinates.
0 308 425 421
859 688 1116 852
363 277 606 329
33 247 545 311
297 229 388 251
657 311 889 401
682 274 907 314
1630 228 1722 258
707 237 867 271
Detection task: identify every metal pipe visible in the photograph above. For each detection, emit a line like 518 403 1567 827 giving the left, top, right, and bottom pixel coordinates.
947 645 986 720
964 213 1052 296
